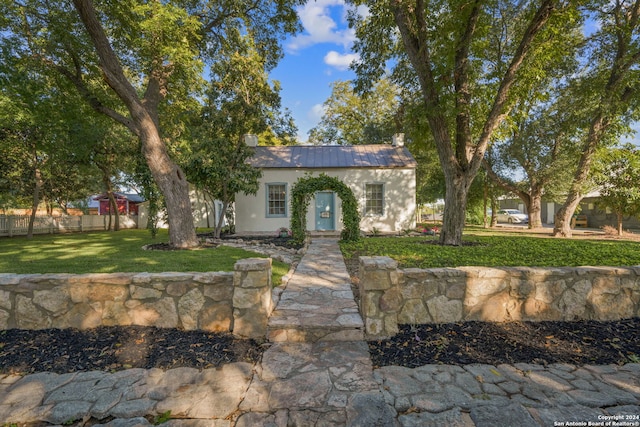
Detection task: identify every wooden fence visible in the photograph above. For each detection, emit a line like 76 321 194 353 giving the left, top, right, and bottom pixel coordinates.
0 214 138 237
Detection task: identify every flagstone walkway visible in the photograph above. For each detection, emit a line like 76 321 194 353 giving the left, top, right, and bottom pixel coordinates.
0 237 639 426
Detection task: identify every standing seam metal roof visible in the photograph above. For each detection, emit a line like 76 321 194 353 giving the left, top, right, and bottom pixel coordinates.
247 145 417 169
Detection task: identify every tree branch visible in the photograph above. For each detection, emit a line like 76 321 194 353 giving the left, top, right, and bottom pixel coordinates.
473 0 557 170
454 0 481 171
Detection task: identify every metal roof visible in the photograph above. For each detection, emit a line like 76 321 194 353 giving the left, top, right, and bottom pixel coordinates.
247 145 417 169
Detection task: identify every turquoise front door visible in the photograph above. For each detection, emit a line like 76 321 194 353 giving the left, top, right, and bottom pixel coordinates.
315 191 335 231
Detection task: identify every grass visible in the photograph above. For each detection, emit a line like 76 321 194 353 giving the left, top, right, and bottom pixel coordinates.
340 227 640 268
0 229 290 284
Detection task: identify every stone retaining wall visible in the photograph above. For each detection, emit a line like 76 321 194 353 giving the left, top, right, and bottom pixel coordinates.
0 258 272 339
359 256 640 338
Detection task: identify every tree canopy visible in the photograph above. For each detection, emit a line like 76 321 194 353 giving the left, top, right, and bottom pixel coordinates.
349 0 583 245
1 0 302 247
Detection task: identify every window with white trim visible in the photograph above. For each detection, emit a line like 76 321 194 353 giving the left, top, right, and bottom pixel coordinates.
266 183 287 217
365 183 384 216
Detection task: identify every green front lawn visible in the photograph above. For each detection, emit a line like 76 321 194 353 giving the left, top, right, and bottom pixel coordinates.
0 229 289 284
341 228 640 268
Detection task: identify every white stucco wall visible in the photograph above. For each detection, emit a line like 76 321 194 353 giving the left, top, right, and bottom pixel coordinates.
234 168 416 234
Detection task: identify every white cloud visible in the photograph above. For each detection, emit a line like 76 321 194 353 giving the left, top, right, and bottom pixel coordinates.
308 103 327 122
323 51 359 71
287 0 356 52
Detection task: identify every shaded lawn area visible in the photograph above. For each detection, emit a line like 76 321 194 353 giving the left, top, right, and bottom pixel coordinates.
340 228 640 268
0 229 290 283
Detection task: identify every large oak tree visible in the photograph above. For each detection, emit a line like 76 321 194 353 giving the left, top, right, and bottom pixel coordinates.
350 0 580 245
1 0 301 248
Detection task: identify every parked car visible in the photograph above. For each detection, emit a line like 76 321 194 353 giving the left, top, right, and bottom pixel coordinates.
496 209 529 224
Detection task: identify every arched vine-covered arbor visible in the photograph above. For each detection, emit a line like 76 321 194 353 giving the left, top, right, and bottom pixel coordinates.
290 174 361 242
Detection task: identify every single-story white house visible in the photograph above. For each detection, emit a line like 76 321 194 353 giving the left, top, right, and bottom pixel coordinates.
234 138 417 235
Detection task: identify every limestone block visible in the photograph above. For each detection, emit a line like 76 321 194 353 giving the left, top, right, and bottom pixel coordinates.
233 287 266 309
68 284 89 303
465 278 507 298
509 279 533 299
179 288 205 330
166 282 188 296
534 280 567 304
148 272 194 282
193 272 232 285
128 297 178 328
523 297 562 321
426 295 463 323
67 273 131 285
384 313 399 336
33 287 70 315
379 288 403 312
398 298 431 324
0 290 11 310
261 285 273 314
235 257 272 272
360 270 393 291
232 308 267 339
431 268 468 279
360 291 380 317
198 303 232 332
130 285 162 300
131 273 152 284
86 284 128 302
590 286 634 320
0 309 9 329
445 282 465 300
235 270 269 289
558 280 591 320
364 317 385 337
57 303 102 329
0 274 20 285
203 283 234 301
102 301 131 326
402 280 438 300
465 291 520 322
15 295 50 329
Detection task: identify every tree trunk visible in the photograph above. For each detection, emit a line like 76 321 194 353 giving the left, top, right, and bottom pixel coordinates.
527 185 544 229
214 200 228 239
73 0 198 248
27 168 43 239
440 173 471 245
617 212 623 235
553 195 581 238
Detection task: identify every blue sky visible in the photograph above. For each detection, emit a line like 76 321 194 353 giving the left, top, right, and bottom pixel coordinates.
271 0 362 141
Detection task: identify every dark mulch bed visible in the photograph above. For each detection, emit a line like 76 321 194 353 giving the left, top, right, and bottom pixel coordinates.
368 318 640 369
1 319 638 376
0 326 263 375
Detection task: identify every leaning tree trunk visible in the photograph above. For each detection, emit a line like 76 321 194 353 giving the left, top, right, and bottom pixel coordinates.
138 118 197 247
73 0 198 249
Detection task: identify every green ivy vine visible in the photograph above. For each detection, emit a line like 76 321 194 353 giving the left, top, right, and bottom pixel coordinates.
290 173 361 243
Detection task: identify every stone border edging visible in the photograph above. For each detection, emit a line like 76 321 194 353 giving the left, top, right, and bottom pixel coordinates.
358 256 640 338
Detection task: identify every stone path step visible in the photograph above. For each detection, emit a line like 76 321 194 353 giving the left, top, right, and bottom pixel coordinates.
267 238 364 342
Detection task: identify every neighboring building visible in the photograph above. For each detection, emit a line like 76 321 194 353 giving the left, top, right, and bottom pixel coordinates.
94 192 144 216
235 139 417 235
137 186 224 230
499 191 640 230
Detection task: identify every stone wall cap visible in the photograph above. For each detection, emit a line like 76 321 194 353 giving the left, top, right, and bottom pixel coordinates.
359 256 397 270
234 258 272 271
0 274 23 285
